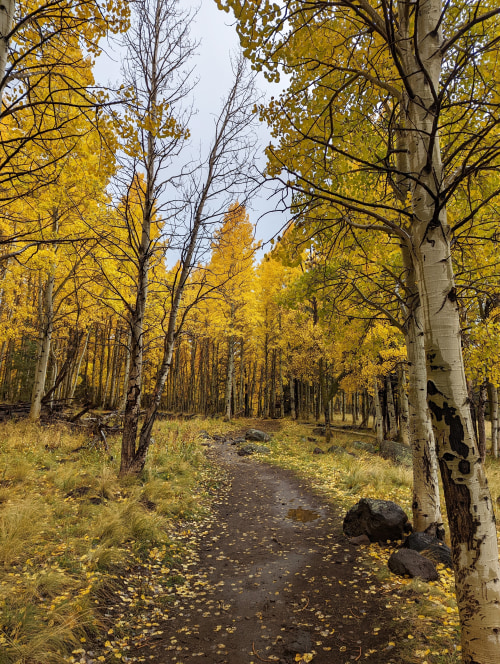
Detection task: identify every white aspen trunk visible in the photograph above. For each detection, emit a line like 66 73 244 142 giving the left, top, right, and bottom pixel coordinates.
107 329 121 409
398 364 410 446
489 383 498 459
289 376 296 420
373 380 384 444
405 0 500 656
385 375 398 440
279 350 284 418
120 327 132 412
0 0 15 105
478 380 488 462
406 311 442 531
69 328 90 400
30 271 55 420
224 335 235 421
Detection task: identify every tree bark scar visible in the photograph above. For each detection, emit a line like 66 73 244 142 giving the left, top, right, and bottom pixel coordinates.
439 461 479 554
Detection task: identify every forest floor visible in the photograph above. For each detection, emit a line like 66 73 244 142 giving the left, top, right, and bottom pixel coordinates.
0 417 470 664
123 420 449 664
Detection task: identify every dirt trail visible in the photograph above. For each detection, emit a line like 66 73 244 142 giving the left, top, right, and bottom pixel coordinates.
132 429 402 664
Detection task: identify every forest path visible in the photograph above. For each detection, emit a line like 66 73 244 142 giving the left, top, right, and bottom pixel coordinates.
133 424 401 664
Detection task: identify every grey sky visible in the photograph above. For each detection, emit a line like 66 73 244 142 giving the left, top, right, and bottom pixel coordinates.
94 0 290 256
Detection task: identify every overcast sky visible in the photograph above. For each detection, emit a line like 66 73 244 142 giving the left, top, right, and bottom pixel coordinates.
94 0 290 256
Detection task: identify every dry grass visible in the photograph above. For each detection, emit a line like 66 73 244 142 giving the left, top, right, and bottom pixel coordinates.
0 417 223 664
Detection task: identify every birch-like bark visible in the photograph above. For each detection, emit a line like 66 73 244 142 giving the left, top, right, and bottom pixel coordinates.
398 365 410 446
289 376 296 420
385 375 397 440
30 270 54 420
0 0 14 105
489 382 498 459
373 380 384 444
478 381 488 462
404 0 500 655
406 309 442 531
224 335 235 421
69 328 90 400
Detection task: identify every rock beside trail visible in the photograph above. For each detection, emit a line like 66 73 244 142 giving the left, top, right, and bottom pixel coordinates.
245 428 271 443
313 447 325 455
343 498 411 542
351 440 376 452
402 532 452 568
237 443 270 456
327 445 356 457
349 534 371 545
388 548 439 581
380 440 412 466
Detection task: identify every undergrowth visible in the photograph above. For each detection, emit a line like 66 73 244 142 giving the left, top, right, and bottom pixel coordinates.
0 418 227 664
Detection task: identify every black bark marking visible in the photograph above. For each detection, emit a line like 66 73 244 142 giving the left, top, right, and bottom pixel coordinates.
427 380 440 397
439 460 479 558
459 460 470 475
443 452 455 462
428 398 468 458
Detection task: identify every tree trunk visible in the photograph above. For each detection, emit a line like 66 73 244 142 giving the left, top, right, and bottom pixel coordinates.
385 375 398 440
406 0 500 653
0 1 15 105
398 364 410 446
69 328 91 400
373 380 384 444
489 382 498 459
30 271 55 420
224 335 235 421
289 376 296 420
405 302 442 531
477 380 488 462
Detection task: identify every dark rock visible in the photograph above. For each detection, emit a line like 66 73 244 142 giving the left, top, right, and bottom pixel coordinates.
388 548 439 581
307 437 317 442
402 532 452 568
343 497 411 542
284 630 312 655
352 440 376 452
245 428 271 443
349 534 371 545
380 440 412 466
237 443 270 456
312 447 325 455
327 445 355 457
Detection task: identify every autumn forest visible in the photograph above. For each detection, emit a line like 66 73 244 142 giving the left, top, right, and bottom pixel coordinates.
1 1 500 663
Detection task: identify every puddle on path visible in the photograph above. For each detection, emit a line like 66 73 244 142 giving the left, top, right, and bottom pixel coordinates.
286 506 321 522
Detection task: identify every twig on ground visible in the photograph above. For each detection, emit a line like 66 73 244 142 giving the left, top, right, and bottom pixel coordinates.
252 642 275 662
